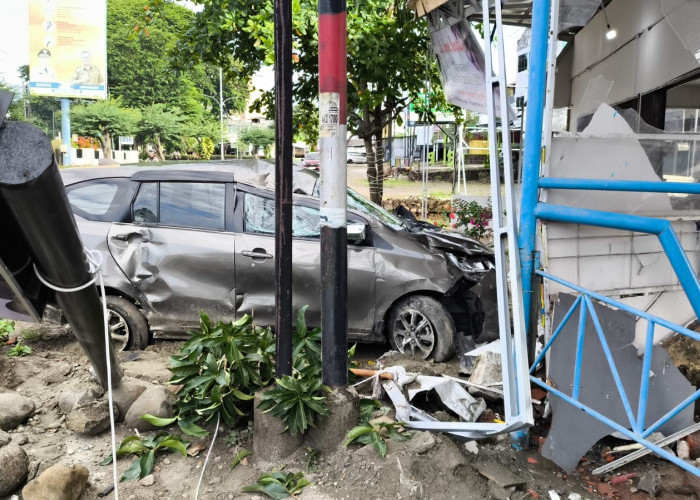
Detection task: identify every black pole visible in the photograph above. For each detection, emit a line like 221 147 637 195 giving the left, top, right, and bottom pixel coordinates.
274 0 294 377
0 121 123 388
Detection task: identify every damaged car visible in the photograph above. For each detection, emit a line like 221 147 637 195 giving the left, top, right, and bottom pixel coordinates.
60 162 496 361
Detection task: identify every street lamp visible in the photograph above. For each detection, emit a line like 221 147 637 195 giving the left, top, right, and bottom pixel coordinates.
204 67 236 161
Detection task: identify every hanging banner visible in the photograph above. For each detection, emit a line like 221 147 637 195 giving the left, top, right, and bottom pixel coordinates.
428 12 514 120
28 0 107 99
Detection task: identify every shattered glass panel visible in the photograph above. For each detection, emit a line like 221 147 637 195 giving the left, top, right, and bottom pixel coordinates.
550 103 700 212
558 0 602 34
661 0 700 64
244 193 275 234
292 206 321 238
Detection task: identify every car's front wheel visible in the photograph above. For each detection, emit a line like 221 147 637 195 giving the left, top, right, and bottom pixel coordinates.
105 296 149 351
387 295 455 362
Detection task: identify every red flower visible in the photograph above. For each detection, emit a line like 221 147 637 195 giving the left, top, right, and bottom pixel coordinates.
449 213 456 220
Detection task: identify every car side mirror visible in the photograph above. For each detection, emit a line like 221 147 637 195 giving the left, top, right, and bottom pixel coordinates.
347 223 367 243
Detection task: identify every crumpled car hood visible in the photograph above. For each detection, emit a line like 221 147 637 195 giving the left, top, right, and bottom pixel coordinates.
411 228 493 257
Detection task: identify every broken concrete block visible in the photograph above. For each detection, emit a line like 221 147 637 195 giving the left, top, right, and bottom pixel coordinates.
304 387 359 455
253 389 302 461
468 349 502 399
22 465 88 500
476 462 526 488
678 440 691 460
464 440 479 455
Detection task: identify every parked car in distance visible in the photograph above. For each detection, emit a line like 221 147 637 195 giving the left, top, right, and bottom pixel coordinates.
347 150 367 164
302 151 320 169
59 161 495 362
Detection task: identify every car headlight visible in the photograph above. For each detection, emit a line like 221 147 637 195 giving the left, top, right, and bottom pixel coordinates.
446 252 492 272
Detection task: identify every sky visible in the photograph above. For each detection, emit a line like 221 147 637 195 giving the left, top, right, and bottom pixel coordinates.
0 0 523 92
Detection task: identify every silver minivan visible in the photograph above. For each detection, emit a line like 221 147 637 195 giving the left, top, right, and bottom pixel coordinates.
61 161 495 361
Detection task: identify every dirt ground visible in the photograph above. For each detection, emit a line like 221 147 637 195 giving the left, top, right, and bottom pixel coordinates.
2 323 698 500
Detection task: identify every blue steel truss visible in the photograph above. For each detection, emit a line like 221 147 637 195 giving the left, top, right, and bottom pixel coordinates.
519 0 700 477
530 271 700 477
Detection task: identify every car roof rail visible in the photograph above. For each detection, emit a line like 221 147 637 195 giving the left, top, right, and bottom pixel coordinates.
131 170 235 183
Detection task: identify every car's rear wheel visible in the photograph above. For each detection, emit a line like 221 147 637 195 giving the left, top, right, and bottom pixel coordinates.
387 295 455 362
105 296 149 351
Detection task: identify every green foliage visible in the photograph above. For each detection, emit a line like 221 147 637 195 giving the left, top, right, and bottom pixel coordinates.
358 398 382 423
344 420 411 458
70 97 141 157
224 421 253 447
101 431 189 482
257 375 330 436
137 103 185 160
242 471 312 500
448 199 493 240
0 319 15 342
166 313 275 432
238 126 275 157
198 136 215 160
7 341 32 357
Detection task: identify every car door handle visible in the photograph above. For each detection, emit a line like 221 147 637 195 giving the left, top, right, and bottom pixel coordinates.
114 233 149 243
242 250 273 259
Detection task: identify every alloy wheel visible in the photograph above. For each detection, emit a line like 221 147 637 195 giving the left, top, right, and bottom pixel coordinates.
392 308 435 359
107 308 130 351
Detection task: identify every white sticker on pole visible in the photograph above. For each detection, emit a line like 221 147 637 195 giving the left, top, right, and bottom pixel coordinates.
320 207 346 228
319 92 340 138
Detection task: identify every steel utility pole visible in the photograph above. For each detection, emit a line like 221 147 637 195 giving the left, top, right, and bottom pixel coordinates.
318 0 348 387
219 67 225 160
274 0 294 376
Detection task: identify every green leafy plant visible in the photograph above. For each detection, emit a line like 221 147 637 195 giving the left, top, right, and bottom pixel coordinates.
242 471 312 500
257 375 330 436
165 313 276 434
447 199 493 240
304 447 319 472
101 431 189 482
0 319 15 341
344 420 412 458
7 340 32 357
224 421 253 447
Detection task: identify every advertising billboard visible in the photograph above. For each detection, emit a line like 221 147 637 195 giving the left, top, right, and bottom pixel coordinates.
428 11 514 119
28 0 107 99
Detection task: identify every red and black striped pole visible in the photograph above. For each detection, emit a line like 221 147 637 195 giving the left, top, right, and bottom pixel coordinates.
318 0 348 387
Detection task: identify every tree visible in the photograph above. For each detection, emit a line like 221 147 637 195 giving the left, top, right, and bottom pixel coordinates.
71 98 141 158
107 0 248 118
137 103 185 160
239 125 275 157
160 0 444 204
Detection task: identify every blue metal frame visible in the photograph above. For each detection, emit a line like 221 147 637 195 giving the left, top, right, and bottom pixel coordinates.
531 270 700 477
519 0 700 477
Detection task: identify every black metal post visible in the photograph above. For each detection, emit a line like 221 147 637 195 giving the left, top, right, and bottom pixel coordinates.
274 0 294 377
0 121 123 388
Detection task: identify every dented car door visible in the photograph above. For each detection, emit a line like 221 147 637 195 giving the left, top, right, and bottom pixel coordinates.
107 181 237 332
234 190 377 334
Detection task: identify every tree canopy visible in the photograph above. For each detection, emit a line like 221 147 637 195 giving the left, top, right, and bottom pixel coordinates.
152 0 462 203
71 97 141 158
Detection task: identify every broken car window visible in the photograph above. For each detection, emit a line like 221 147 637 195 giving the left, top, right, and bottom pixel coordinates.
132 182 158 224
244 193 321 238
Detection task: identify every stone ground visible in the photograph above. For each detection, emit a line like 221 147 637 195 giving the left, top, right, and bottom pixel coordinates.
0 324 697 500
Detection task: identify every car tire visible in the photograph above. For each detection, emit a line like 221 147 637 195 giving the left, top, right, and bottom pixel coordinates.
105 296 149 351
387 295 455 362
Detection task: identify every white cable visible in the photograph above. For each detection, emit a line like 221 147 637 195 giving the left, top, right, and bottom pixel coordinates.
98 266 120 500
195 413 221 500
32 249 119 498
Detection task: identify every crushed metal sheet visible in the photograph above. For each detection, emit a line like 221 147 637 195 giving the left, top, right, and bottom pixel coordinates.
407 375 486 422
542 293 695 473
